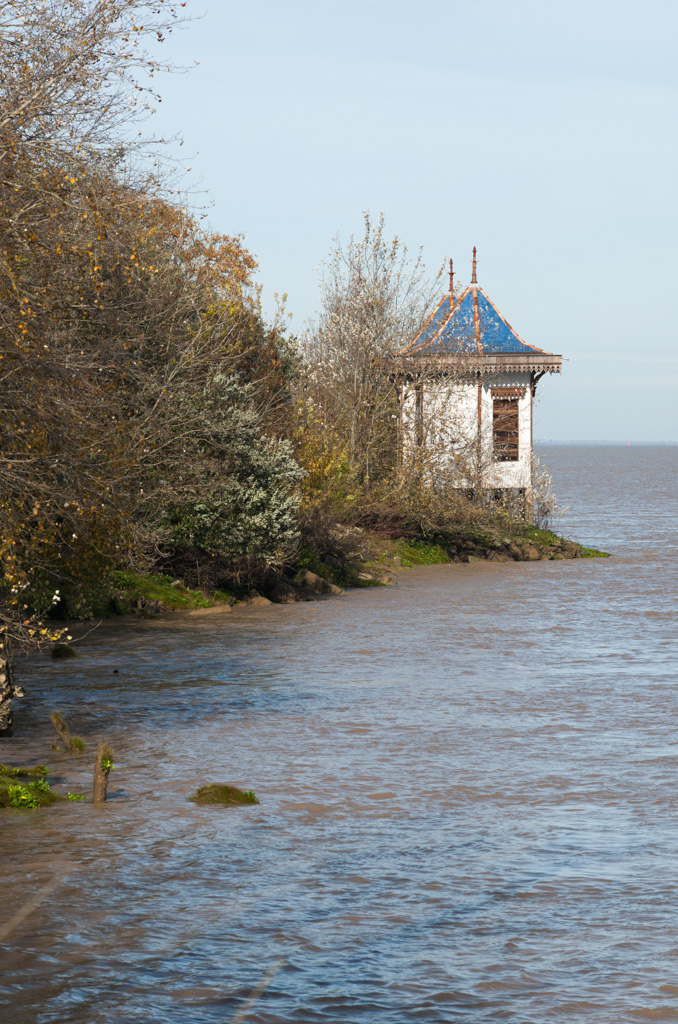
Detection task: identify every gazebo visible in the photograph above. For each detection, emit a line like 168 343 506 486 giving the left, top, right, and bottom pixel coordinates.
390 249 561 521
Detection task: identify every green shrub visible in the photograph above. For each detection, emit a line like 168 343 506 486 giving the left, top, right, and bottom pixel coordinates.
152 377 304 573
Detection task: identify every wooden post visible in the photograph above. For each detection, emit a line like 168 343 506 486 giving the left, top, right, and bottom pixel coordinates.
51 711 72 751
93 742 114 803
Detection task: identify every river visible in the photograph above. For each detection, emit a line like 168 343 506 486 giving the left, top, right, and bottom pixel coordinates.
1 443 677 1023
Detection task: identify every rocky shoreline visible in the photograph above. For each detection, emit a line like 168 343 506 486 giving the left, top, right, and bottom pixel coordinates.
108 524 609 621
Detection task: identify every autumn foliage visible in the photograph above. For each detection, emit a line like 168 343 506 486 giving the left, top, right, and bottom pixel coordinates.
0 1 301 647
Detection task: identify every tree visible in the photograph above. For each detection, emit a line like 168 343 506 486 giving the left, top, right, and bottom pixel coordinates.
0 0 191 648
0 1 303 647
0 0 187 167
301 212 441 488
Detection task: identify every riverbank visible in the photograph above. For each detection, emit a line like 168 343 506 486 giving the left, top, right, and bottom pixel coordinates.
75 522 610 626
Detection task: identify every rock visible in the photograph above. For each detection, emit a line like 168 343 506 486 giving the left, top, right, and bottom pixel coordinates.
246 590 271 607
507 542 524 560
467 554 485 564
52 643 77 659
488 551 511 562
146 599 167 615
268 582 300 604
392 556 402 568
525 545 542 561
293 569 343 595
378 573 397 585
357 572 374 580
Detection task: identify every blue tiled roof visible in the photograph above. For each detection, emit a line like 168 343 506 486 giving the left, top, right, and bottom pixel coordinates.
403 285 550 356
409 293 452 350
428 290 478 354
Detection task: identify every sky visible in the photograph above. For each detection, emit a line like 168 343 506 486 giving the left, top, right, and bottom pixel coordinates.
146 0 677 441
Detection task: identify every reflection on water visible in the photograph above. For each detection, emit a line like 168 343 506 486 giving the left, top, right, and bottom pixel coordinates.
1 445 677 1023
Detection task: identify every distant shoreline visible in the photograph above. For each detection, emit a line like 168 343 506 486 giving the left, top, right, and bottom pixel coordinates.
536 439 678 446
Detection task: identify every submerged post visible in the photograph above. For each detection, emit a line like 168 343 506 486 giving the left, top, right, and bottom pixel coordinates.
50 711 85 753
93 742 115 803
51 711 72 751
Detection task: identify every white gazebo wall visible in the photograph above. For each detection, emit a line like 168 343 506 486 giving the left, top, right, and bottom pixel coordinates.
400 371 533 492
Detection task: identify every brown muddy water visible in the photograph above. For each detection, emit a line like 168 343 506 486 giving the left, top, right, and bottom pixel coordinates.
1 444 677 1023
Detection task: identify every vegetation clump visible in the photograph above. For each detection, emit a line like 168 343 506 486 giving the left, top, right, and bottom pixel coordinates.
0 767 60 809
0 763 48 777
189 784 260 806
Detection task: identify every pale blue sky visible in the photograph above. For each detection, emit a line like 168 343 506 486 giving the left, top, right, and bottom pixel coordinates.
148 0 677 441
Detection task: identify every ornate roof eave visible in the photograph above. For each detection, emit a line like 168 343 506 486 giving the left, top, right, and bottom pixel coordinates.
384 352 562 378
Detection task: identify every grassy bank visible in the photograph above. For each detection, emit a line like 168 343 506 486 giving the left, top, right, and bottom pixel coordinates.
110 571 235 615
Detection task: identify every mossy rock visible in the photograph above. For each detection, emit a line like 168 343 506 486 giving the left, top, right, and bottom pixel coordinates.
189 783 260 806
52 643 77 659
111 571 233 614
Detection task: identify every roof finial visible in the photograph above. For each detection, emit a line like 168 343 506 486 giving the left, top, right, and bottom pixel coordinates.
448 257 454 299
471 246 477 285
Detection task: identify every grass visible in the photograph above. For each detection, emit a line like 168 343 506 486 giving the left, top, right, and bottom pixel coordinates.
367 524 611 570
391 539 451 567
111 571 234 614
189 783 260 806
521 525 563 545
522 525 610 557
0 763 48 777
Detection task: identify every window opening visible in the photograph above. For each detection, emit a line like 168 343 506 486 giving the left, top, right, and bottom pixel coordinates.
493 399 519 461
